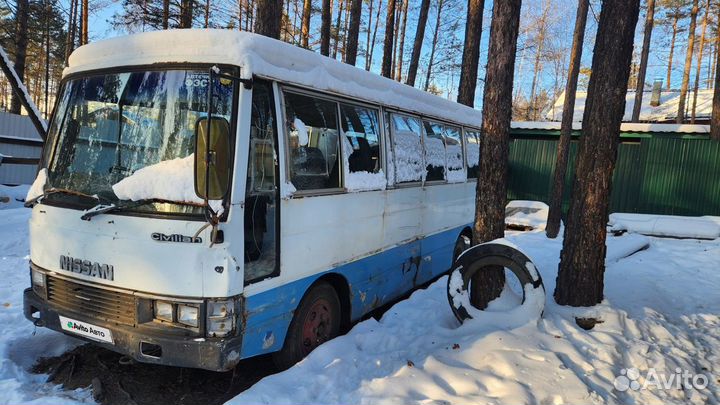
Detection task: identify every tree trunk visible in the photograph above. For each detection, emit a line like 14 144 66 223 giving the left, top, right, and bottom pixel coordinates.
163 0 170 28
367 0 383 70
9 0 29 115
380 0 396 77
406 0 430 86
545 0 589 239
180 0 193 28
471 0 522 309
555 0 640 307
394 0 409 81
631 0 655 123
82 0 89 43
320 0 331 55
457 0 484 107
44 0 50 117
332 0 345 58
255 0 283 38
423 0 443 90
677 0 699 123
344 0 362 64
391 0 402 74
341 2 351 58
529 2 550 121
713 15 720 140
65 0 77 64
205 0 211 27
691 0 710 123
301 0 312 47
667 12 679 91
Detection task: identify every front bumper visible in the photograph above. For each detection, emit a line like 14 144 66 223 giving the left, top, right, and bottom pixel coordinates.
24 289 243 372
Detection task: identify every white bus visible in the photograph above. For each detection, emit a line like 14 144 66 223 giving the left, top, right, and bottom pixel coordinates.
24 29 482 371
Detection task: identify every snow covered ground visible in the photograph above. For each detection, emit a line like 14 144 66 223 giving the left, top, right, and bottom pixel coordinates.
0 206 718 404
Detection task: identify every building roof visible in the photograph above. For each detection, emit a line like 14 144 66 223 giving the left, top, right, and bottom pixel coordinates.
545 89 714 123
66 29 484 128
511 120 710 134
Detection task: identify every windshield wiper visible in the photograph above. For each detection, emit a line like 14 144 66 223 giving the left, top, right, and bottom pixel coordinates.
80 199 202 221
24 188 105 208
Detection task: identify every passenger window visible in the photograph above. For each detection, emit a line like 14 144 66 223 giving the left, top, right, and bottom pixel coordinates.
284 91 340 191
465 130 481 178
340 104 381 173
423 121 446 182
245 80 279 283
390 113 424 183
444 126 465 182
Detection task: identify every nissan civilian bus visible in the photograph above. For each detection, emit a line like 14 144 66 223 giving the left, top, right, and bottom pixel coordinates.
24 29 482 371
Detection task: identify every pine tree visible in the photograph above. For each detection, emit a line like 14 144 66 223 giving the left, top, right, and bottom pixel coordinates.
632 0 655 122
344 0 361 64
677 0 699 123
471 0 522 309
320 0 331 55
380 0 396 77
546 0 590 239
456 0 484 107
9 0 28 114
255 0 283 37
555 0 641 307
406 0 430 86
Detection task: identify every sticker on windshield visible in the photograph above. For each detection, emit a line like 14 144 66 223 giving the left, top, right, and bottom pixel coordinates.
185 73 209 88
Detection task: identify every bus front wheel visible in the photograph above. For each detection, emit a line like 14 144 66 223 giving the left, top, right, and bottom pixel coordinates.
273 282 341 370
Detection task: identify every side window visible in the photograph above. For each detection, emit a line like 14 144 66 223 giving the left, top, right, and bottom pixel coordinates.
465 130 481 178
390 113 424 183
444 125 465 182
423 121 446 182
245 80 279 283
340 104 386 191
284 91 340 191
340 104 381 173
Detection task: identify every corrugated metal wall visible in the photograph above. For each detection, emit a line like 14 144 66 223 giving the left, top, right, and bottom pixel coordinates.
507 136 720 216
0 111 42 185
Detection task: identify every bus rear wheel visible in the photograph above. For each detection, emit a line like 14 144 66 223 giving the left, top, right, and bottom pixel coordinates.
272 282 341 370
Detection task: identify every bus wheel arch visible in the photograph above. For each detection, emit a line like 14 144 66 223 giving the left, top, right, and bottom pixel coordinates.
452 227 473 265
315 273 352 332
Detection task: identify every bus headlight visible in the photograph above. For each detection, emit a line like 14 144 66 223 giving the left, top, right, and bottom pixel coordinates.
154 301 174 322
207 299 235 337
177 304 199 327
31 268 46 298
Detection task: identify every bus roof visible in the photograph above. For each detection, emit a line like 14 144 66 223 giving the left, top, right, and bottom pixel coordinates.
66 29 483 128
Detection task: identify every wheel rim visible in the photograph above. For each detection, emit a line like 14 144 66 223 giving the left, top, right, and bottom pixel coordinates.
301 298 334 356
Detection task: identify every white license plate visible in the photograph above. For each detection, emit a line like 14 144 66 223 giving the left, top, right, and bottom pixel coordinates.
59 315 114 344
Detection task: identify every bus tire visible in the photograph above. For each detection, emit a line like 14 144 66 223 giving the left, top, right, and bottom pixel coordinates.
272 282 341 370
447 242 545 323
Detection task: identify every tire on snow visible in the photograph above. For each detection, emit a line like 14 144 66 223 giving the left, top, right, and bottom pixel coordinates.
446 242 545 323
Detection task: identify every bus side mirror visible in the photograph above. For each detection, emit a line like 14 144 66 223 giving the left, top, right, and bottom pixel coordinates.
194 117 231 201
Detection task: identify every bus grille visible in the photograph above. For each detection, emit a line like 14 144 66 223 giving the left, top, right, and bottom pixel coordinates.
47 276 136 326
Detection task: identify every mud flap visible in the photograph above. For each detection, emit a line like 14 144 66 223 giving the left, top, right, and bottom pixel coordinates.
446 241 545 323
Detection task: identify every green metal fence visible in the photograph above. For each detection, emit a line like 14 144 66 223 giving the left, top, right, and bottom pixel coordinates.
507 135 720 216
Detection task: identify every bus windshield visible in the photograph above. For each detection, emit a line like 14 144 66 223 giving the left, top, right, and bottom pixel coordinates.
44 68 235 215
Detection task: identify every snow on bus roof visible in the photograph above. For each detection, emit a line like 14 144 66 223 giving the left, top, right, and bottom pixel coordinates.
65 29 483 128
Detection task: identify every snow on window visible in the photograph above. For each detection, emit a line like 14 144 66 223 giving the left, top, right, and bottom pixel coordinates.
424 136 446 167
26 168 47 201
342 135 386 191
445 126 465 183
292 118 309 146
112 154 223 211
393 130 424 183
465 130 481 178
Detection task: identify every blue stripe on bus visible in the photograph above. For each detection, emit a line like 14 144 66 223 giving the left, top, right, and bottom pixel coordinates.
239 225 466 358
